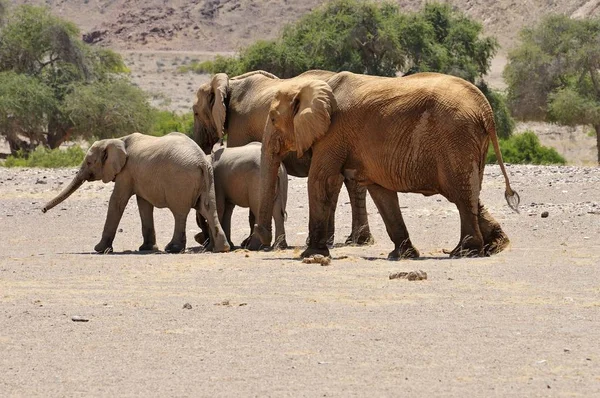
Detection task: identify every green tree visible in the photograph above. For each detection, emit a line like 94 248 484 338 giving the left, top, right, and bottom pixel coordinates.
195 1 498 82
190 1 512 137
504 15 600 163
62 79 154 140
0 71 56 153
0 4 146 155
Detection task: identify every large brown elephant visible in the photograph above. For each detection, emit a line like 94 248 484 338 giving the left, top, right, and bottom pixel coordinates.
251 72 520 259
192 70 373 246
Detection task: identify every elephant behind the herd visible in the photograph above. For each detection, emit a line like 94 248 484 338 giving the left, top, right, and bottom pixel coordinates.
196 142 288 250
251 71 520 259
42 133 230 254
192 70 374 246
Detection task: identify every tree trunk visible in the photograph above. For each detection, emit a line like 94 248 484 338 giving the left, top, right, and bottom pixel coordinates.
46 117 72 149
595 124 600 165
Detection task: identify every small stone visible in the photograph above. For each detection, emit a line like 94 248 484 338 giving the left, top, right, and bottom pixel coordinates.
71 316 89 322
390 270 427 281
182 303 192 309
118 228 123 233
301 254 331 266
541 211 549 218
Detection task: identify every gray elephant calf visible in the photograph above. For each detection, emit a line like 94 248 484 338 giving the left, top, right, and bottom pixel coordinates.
197 142 288 249
42 132 230 254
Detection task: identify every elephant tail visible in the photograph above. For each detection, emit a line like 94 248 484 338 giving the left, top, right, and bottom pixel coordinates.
484 112 520 213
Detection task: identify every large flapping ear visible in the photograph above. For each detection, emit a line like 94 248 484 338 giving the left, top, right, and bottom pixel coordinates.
101 139 127 183
292 80 336 158
211 73 229 139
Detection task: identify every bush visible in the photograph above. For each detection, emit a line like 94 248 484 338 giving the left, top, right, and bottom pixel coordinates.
193 0 497 80
151 111 194 137
3 145 85 167
487 131 566 165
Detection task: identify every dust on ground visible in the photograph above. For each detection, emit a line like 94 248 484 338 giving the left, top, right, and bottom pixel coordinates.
1 165 599 396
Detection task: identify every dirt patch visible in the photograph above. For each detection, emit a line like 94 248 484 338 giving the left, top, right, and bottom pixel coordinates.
1 165 599 395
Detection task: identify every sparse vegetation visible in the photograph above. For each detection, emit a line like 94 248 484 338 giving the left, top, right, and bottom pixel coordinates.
487 131 566 165
0 4 151 155
504 14 600 164
150 111 194 137
182 0 513 138
3 145 85 167
188 1 498 81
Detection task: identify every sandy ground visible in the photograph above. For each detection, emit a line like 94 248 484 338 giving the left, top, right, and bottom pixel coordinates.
1 165 599 396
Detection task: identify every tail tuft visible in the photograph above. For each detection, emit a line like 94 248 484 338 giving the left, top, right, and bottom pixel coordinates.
505 190 520 213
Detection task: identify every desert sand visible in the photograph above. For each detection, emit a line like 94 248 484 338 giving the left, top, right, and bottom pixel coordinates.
1 164 599 396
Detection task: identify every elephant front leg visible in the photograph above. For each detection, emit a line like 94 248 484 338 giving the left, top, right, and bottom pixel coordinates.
367 184 419 260
344 178 374 245
95 184 133 253
240 211 255 248
301 173 344 259
165 212 187 253
137 195 158 252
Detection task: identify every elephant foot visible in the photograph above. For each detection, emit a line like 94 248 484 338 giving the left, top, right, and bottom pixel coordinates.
345 229 374 246
301 246 330 259
444 236 484 258
194 232 208 246
240 235 252 248
272 238 288 250
138 243 159 252
387 240 420 260
94 240 113 254
165 241 185 254
212 242 233 253
306 234 335 248
245 235 268 251
482 226 510 256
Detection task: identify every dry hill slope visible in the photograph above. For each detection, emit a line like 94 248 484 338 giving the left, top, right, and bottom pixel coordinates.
11 0 600 52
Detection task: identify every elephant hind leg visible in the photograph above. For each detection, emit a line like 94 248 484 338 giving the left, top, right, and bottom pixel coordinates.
446 191 484 258
137 195 158 252
478 202 510 255
344 178 374 246
165 211 188 253
367 184 419 260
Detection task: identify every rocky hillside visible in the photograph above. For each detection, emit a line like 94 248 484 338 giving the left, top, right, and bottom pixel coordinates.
11 0 600 53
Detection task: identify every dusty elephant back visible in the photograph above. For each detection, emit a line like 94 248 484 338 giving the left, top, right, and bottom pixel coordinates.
124 133 207 209
323 72 494 195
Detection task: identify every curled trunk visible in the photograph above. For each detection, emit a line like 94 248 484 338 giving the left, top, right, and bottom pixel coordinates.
42 172 85 213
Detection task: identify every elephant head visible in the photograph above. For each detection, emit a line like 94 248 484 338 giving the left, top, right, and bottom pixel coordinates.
192 73 229 154
252 79 336 245
42 139 127 213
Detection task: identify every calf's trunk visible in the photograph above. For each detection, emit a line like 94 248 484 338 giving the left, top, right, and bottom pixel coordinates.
42 171 85 213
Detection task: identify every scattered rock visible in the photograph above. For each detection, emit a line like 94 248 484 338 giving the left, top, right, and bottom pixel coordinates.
35 179 47 184
389 270 427 281
302 254 331 266
71 316 89 322
541 211 549 218
214 299 231 306
182 303 192 309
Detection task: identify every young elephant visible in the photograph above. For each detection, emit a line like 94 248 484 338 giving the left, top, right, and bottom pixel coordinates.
42 132 230 254
197 142 288 249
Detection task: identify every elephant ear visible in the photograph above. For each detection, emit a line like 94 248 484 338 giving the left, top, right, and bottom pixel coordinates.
101 139 127 183
211 73 229 139
292 80 336 158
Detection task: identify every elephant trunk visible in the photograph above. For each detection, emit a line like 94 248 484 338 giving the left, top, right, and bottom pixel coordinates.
42 170 85 213
253 149 283 246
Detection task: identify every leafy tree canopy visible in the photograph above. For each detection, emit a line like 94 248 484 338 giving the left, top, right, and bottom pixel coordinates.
192 1 498 82
504 14 600 163
0 4 148 155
